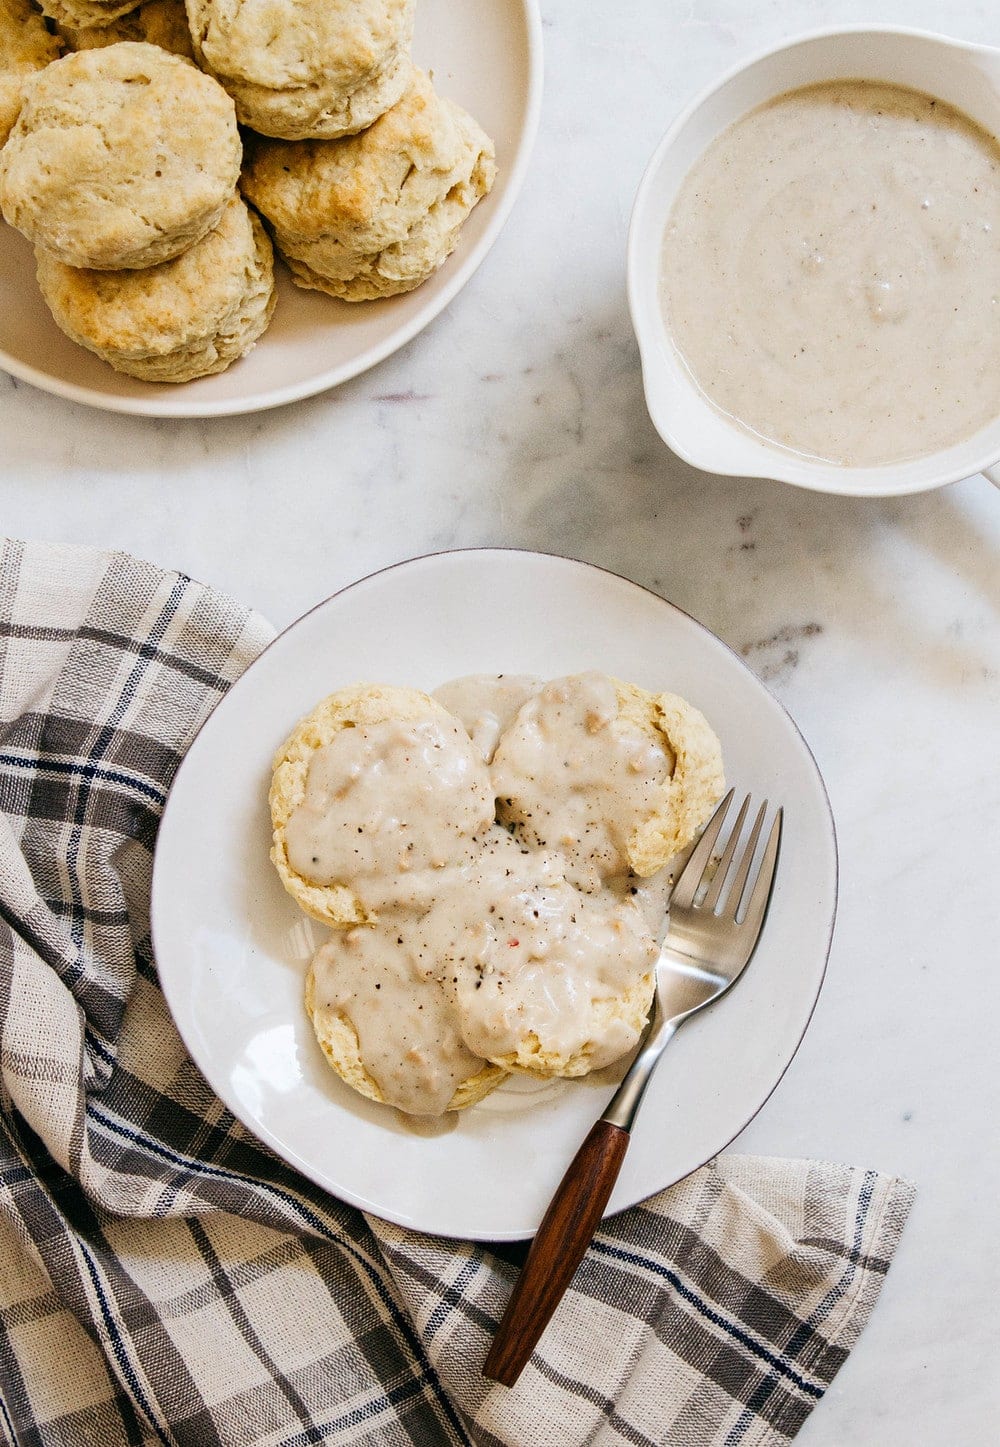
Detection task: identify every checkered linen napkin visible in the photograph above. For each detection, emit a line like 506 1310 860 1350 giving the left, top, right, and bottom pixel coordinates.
0 537 915 1447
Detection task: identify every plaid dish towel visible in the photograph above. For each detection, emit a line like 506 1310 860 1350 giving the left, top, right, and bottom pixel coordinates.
0 537 914 1447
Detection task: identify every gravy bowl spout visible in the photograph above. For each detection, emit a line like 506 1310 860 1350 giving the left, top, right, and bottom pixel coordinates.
627 26 1000 497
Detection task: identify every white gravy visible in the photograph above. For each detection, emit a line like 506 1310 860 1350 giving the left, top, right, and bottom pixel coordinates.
660 82 1000 466
491 673 671 890
432 673 540 762
299 673 675 1115
283 714 494 915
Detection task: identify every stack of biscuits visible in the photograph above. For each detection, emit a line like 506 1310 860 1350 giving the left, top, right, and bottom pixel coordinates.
0 0 497 383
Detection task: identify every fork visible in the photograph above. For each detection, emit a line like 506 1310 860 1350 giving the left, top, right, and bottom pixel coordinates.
482 789 782 1387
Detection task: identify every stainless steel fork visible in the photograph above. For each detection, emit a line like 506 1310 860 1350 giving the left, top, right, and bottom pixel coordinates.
483 789 782 1386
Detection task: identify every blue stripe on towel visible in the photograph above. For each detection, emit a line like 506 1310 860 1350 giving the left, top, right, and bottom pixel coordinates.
86 1102 472 1446
76 1239 172 1446
0 753 167 807
590 1237 825 1400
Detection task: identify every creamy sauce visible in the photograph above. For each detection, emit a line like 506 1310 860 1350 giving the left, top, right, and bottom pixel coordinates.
491 673 671 890
308 826 655 1114
309 922 487 1118
432 673 540 762
660 81 1000 466
297 673 677 1115
422 831 655 1069
283 715 494 914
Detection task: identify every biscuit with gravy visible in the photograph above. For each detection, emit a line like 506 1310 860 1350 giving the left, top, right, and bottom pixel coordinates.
0 43 241 269
35 194 275 382
425 845 659 1080
241 69 496 301
478 965 656 1081
186 0 413 140
305 950 508 1115
492 674 725 886
270 683 496 928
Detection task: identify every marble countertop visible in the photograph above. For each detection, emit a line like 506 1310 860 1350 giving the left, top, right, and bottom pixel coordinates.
3 0 999 1441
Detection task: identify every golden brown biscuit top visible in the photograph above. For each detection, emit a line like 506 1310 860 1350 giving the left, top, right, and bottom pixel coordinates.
241 70 463 237
0 0 63 144
35 196 264 355
57 0 195 59
0 44 241 264
0 0 62 74
187 0 412 89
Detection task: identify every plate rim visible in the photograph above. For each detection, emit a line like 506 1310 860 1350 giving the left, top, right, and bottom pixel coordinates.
0 0 544 419
151 547 839 1239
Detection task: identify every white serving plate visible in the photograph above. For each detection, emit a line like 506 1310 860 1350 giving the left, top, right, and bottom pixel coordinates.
0 0 542 417
151 551 838 1241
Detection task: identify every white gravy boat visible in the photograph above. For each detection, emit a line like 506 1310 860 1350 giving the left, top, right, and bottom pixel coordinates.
628 26 1000 496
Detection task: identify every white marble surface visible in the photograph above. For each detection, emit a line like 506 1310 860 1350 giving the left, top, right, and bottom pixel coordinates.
3 1 1000 1441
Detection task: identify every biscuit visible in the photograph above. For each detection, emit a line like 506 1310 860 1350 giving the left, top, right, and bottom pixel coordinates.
269 684 496 928
479 967 656 1081
186 0 413 140
35 194 275 382
36 0 149 35
56 0 194 59
626 688 726 876
430 853 658 1080
305 952 507 1114
241 69 497 301
492 675 725 882
0 43 241 270
0 0 62 148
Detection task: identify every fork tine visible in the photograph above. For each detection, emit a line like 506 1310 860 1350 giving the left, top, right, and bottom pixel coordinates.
701 793 750 912
670 788 734 911
721 798 767 919
735 806 782 934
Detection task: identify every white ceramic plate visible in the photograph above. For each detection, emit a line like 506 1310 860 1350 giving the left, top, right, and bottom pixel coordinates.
152 551 837 1240
0 0 542 417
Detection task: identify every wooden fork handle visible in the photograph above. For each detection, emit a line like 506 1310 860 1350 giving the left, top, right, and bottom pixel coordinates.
482 1119 630 1386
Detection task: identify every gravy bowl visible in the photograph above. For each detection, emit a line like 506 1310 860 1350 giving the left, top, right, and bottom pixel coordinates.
628 27 1000 497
